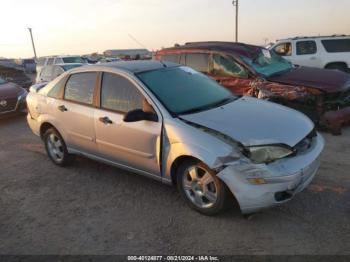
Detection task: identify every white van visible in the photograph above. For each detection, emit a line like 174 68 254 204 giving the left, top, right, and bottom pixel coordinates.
270 35 350 72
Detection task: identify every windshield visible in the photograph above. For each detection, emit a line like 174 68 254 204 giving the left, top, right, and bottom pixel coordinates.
242 49 293 78
62 64 83 71
62 57 85 63
137 66 235 115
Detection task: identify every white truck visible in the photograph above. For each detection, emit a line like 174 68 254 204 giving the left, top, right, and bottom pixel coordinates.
270 35 350 72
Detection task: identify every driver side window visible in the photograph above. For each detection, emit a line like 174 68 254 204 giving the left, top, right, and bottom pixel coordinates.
101 73 142 113
212 54 248 78
274 42 292 56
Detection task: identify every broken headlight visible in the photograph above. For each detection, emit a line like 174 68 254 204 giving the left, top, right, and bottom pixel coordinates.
245 145 293 164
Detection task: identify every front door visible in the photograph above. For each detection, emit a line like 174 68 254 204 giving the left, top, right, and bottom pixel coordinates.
209 54 254 95
94 72 162 176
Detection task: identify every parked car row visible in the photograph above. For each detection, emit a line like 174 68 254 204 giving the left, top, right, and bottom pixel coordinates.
155 41 350 134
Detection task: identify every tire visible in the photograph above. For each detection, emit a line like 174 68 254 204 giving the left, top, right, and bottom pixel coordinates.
325 63 348 73
176 159 230 215
43 128 74 166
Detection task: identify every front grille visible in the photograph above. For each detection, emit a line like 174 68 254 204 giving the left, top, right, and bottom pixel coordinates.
0 98 18 113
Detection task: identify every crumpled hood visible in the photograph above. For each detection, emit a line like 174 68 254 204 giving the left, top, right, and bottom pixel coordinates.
268 66 350 93
181 96 314 147
0 82 24 98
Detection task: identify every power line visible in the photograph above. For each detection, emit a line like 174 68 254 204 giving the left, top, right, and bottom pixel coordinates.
127 33 148 49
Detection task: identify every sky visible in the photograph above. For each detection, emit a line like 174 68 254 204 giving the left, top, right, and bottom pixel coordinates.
1 0 349 58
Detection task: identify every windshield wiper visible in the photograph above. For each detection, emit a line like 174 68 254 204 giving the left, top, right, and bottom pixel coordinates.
178 97 236 115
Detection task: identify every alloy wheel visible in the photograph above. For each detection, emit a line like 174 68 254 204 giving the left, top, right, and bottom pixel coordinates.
182 165 218 209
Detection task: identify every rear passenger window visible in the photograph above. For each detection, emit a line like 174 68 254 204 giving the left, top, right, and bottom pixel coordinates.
322 39 350 53
185 53 209 73
64 72 96 105
296 41 317 55
101 73 142 113
54 58 63 64
161 54 180 63
47 58 54 65
38 58 46 66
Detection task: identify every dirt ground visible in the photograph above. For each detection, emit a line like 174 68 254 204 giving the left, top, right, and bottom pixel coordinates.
0 115 349 255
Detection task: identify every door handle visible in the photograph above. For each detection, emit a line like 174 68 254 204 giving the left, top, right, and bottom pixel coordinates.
99 116 113 125
58 105 67 112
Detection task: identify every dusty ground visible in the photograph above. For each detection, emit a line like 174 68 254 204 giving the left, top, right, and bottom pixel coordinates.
0 115 349 255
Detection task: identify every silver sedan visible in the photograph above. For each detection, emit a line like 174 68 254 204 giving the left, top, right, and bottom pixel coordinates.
26 61 324 215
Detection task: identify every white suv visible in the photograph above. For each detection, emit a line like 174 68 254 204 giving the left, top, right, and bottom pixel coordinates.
270 35 350 72
36 55 86 75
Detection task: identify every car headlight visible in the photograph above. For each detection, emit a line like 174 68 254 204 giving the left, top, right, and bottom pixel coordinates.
245 145 294 164
18 90 28 101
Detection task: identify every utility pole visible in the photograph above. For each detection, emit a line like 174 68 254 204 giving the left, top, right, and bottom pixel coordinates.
28 28 37 59
232 0 239 42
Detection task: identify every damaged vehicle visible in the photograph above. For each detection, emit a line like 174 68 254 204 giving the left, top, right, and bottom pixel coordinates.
155 42 350 135
26 61 324 215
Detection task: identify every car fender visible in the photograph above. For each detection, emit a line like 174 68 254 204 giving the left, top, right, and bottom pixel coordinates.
37 114 68 141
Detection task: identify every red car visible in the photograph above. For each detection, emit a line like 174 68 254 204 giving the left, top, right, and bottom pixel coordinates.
0 76 27 117
155 42 350 134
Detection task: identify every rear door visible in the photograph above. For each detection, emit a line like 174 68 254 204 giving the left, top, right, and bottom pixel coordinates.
53 72 98 154
94 72 162 176
294 40 321 67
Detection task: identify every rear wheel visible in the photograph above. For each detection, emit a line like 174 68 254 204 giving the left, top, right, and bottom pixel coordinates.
43 128 74 166
325 63 348 73
177 159 230 215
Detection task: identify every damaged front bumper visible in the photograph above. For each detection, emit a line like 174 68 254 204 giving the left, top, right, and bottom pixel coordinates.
323 106 350 135
217 134 324 214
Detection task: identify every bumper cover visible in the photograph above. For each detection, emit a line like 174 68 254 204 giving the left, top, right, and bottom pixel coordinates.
218 134 324 214
323 106 350 135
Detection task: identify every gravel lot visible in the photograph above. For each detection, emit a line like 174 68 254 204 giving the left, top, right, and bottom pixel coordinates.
0 115 349 255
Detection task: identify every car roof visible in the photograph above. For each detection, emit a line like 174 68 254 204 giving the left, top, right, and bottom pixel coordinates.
159 41 263 58
55 63 84 67
84 60 179 73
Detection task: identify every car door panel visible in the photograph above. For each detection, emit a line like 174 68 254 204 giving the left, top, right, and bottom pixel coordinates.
95 109 161 175
95 72 162 176
53 100 96 154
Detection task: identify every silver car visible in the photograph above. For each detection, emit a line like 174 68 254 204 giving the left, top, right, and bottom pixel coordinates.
26 61 324 215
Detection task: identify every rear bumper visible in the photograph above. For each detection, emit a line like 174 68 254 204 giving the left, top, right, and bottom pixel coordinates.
323 106 350 135
218 134 324 214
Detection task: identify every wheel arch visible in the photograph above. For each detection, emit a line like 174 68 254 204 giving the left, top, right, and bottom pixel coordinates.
324 62 348 70
170 155 201 185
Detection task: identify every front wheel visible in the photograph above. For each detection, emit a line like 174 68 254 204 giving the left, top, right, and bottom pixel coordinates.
177 160 230 215
43 128 74 166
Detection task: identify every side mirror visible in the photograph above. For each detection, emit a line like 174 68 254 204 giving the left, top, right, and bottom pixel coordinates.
123 109 158 123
